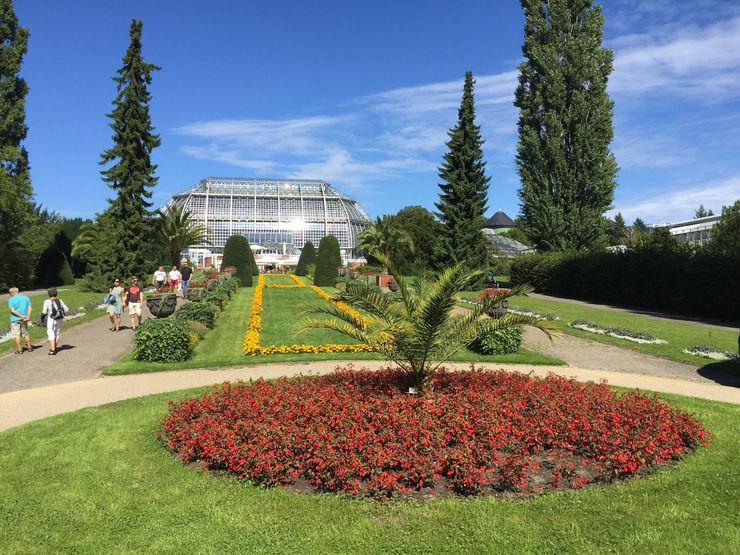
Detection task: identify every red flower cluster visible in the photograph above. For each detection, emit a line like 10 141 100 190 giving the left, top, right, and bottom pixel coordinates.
158 369 710 500
478 288 511 300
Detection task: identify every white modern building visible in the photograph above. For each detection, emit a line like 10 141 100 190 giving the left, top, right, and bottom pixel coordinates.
650 215 721 247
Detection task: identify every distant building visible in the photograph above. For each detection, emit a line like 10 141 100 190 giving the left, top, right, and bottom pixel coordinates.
481 210 533 256
483 210 516 234
649 215 721 247
162 177 370 268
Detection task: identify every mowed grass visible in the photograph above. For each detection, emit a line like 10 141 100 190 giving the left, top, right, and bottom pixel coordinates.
0 386 737 553
105 284 563 375
1 282 106 355
460 291 739 367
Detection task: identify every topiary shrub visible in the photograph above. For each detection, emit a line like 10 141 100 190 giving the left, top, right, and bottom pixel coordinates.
133 318 191 362
295 241 317 276
204 290 228 309
470 327 523 355
175 301 215 328
221 235 253 287
314 235 341 286
35 245 74 286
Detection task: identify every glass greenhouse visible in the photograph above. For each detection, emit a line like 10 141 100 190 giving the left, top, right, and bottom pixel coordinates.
163 177 371 266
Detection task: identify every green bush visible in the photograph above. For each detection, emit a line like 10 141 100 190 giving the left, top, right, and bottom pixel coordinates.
187 319 208 338
509 246 739 320
314 235 342 286
470 327 523 355
204 290 228 309
295 241 317 276
175 301 215 328
35 245 74 286
221 235 253 287
133 318 191 362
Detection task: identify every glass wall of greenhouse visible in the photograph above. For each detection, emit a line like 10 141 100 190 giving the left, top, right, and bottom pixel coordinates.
162 177 371 266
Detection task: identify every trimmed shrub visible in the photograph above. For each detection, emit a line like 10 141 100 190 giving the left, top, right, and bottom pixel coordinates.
314 235 341 286
187 319 208 339
221 235 253 287
295 241 317 276
133 318 191 362
510 246 739 321
175 301 215 328
470 327 523 355
35 246 75 286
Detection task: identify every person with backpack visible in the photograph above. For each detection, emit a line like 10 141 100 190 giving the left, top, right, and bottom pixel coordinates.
42 287 69 355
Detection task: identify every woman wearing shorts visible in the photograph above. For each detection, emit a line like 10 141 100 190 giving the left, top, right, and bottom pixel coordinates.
107 278 124 331
42 288 69 355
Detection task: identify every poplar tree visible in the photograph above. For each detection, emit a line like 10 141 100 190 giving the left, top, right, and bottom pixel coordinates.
515 0 618 251
86 19 160 289
434 71 490 270
0 0 33 289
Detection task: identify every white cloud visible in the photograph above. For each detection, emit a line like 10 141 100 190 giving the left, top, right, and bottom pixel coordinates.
610 16 740 99
180 145 278 173
174 116 351 155
612 132 697 169
613 175 740 223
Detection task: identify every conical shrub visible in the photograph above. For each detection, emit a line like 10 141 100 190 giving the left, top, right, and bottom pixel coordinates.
295 241 317 276
314 235 341 286
221 235 253 287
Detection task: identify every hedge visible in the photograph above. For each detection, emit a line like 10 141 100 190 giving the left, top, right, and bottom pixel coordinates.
133 318 191 362
510 247 739 320
470 327 523 355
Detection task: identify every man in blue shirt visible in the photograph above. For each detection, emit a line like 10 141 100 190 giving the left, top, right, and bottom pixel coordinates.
8 287 33 354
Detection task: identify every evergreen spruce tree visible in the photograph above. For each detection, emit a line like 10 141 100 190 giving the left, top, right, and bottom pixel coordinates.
0 0 33 289
314 235 341 287
434 71 490 271
515 0 618 251
221 235 253 287
295 240 317 276
85 19 160 290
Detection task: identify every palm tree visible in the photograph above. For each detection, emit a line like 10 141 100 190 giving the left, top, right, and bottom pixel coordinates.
156 204 211 267
70 221 100 259
355 215 412 273
299 253 556 394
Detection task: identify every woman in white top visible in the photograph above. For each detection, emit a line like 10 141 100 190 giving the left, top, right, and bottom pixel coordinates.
42 287 69 355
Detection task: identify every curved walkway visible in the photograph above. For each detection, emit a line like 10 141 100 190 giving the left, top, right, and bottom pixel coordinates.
1 303 738 433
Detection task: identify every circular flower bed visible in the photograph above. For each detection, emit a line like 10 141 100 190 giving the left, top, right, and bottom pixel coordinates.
158 369 710 501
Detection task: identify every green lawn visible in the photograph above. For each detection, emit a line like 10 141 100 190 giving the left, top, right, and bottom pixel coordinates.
105 285 563 375
1 282 106 355
0 386 737 553
460 291 739 367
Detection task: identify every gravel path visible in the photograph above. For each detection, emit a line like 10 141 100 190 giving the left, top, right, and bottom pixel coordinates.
1 300 738 433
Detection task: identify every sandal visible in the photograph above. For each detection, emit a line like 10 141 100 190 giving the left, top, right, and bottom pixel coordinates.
14 349 23 354
48 350 56 356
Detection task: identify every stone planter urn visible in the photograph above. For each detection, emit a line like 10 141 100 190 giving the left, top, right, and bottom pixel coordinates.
186 287 206 302
146 293 178 318
486 299 509 319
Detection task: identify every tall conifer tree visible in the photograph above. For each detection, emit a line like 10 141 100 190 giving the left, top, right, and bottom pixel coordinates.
434 71 490 270
0 0 33 289
515 0 618 251
86 19 160 289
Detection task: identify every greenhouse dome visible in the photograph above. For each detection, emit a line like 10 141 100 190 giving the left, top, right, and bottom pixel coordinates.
162 177 371 267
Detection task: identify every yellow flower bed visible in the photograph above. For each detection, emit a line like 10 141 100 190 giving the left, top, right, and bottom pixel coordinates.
242 274 377 356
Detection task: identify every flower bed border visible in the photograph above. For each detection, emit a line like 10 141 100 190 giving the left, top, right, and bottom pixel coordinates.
243 274 378 355
568 319 667 344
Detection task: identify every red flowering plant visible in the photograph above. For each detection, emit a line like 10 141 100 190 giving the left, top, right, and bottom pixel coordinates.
158 368 711 501
478 288 511 301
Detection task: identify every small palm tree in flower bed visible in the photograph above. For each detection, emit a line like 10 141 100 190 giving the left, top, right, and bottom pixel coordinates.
300 253 556 395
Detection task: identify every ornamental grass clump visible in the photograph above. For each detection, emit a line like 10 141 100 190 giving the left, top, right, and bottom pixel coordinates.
159 368 711 501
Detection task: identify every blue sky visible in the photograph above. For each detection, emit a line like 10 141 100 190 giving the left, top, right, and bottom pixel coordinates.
15 0 740 225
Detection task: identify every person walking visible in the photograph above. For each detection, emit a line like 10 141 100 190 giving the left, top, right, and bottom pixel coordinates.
180 261 192 299
7 287 33 354
152 266 166 290
42 287 69 355
107 278 124 331
126 276 144 331
168 265 181 290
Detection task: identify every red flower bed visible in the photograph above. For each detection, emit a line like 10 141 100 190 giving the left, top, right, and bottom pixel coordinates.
158 368 710 500
479 288 510 300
